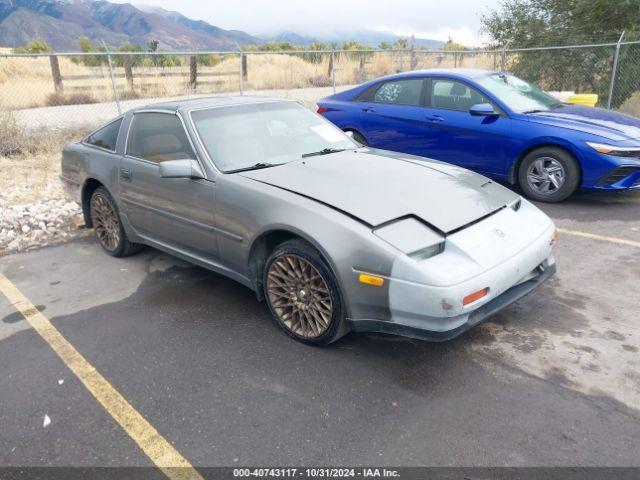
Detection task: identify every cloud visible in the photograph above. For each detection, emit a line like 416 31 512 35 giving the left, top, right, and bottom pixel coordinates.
128 0 501 43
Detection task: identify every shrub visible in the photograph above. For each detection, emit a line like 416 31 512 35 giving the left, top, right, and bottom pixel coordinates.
0 111 25 156
308 75 332 87
46 93 98 106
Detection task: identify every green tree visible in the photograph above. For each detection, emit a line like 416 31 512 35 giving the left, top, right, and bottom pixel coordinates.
443 37 465 51
13 39 51 53
304 42 327 64
481 0 640 107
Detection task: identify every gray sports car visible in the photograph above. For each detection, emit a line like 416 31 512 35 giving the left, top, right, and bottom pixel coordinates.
61 96 557 345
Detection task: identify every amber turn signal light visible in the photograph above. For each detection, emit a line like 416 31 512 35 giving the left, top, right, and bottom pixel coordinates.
463 287 489 306
358 273 384 287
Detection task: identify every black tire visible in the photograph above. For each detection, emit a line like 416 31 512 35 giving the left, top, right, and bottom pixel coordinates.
263 239 345 345
348 130 368 147
90 187 143 257
518 147 580 203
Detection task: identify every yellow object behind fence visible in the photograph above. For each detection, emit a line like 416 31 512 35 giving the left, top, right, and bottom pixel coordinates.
568 93 598 107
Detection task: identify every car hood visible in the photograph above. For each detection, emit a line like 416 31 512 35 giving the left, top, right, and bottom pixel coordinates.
527 104 640 143
240 149 520 233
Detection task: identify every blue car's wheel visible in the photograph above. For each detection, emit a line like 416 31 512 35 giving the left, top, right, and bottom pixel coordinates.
518 147 580 203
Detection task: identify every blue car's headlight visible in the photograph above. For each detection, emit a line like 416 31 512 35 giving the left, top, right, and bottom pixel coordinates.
586 142 640 158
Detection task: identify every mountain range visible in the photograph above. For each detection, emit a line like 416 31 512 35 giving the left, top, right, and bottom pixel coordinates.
0 0 443 51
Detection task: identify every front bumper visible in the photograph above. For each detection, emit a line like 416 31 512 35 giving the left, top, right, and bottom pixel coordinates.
349 260 556 341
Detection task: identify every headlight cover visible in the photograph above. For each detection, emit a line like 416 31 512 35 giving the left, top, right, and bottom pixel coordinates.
374 217 445 260
586 141 640 158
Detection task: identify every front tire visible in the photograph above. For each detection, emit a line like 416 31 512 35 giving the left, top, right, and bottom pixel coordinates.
263 239 345 345
518 147 580 203
90 187 142 257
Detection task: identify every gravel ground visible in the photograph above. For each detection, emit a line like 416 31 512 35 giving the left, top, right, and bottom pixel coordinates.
0 189 85 256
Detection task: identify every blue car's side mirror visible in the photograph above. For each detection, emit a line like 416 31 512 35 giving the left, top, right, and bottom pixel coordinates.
470 103 497 116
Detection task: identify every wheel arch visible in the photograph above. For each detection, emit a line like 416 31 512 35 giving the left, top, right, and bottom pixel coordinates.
81 178 105 227
509 141 583 186
342 127 368 145
247 227 346 309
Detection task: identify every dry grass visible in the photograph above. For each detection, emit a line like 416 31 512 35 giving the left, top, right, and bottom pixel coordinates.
0 51 496 111
0 117 88 204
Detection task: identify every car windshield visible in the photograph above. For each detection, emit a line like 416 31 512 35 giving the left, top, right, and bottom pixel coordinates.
190 101 357 172
475 73 562 113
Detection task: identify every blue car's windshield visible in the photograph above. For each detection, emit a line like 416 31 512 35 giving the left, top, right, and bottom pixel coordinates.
476 73 561 113
190 102 357 173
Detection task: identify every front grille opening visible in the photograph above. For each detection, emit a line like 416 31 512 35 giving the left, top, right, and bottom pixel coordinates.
596 166 640 186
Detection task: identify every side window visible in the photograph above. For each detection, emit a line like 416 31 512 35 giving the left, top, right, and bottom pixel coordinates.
372 79 423 106
126 113 196 163
86 118 122 151
430 79 488 111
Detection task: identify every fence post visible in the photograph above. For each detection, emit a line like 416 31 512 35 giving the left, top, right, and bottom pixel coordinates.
410 35 416 70
330 49 336 95
242 54 248 81
123 55 134 90
453 51 458 68
607 31 625 109
102 41 121 115
49 55 63 94
189 55 197 91
492 51 497 70
501 47 506 71
238 52 244 95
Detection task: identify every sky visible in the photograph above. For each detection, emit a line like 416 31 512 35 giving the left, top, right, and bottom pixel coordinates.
128 0 503 46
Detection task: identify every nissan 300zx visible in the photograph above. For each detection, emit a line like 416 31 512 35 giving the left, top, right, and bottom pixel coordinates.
60 96 557 345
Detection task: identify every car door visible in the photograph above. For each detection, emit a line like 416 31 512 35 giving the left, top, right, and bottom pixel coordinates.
119 111 219 260
421 77 513 177
353 77 428 155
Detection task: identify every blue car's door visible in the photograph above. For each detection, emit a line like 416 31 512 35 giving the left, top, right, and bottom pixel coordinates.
420 77 513 178
351 77 428 155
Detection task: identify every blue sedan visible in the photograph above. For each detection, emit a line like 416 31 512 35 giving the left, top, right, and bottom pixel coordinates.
317 69 640 202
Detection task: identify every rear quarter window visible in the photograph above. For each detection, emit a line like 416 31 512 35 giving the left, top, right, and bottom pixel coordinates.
85 118 122 151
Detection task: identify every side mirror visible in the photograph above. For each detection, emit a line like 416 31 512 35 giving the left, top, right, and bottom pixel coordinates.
469 103 498 116
159 159 205 179
344 130 354 138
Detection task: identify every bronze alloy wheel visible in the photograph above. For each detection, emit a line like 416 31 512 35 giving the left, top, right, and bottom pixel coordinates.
266 253 333 339
90 193 120 252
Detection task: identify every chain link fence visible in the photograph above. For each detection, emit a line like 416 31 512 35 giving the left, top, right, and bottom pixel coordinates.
1 40 640 134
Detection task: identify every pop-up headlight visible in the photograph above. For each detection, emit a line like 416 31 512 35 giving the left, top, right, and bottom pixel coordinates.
374 217 445 260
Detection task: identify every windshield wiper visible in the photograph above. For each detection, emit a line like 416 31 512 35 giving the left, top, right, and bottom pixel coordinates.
225 162 282 173
522 109 547 114
301 147 347 158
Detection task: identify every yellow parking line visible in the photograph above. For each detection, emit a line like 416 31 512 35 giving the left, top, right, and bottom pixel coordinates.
558 228 640 249
0 273 203 480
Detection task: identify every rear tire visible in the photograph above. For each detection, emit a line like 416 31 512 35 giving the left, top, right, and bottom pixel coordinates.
90 187 143 257
518 147 580 203
263 239 345 345
348 130 368 147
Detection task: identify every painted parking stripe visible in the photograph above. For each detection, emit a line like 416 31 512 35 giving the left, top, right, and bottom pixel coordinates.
558 228 640 249
0 273 203 480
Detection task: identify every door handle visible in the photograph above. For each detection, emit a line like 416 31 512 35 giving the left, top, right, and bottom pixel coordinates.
362 107 376 113
120 168 132 181
425 115 444 122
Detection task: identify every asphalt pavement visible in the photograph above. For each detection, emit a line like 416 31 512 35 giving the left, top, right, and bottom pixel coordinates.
1 189 639 470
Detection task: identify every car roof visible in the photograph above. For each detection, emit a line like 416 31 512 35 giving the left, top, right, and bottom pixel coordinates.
373 68 496 82
134 95 295 113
